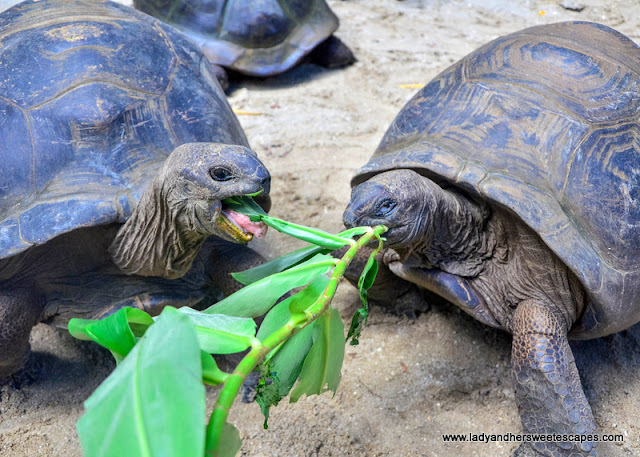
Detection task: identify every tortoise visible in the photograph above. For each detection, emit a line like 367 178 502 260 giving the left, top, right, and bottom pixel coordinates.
0 0 273 383
343 21 640 457
132 0 356 84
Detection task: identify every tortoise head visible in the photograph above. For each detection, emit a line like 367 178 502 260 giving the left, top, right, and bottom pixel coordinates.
160 143 271 243
343 169 439 248
110 142 271 279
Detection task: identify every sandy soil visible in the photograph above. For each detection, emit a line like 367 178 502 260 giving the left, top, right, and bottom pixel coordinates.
1 0 640 456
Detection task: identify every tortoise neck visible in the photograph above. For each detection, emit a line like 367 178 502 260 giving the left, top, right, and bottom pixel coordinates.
109 177 206 279
415 185 497 277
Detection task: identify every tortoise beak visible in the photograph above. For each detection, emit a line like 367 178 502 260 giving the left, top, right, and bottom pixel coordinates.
342 205 358 229
343 181 387 228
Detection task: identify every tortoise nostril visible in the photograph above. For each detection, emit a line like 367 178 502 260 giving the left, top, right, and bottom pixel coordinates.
260 175 271 194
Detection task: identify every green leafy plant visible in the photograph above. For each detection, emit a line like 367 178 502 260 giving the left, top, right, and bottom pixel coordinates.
69 196 386 457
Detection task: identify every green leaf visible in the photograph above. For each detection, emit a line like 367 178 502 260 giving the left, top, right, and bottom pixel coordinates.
205 254 336 318
222 195 267 221
178 308 256 354
232 245 328 285
201 351 229 386
68 308 154 363
262 217 351 250
77 307 205 457
346 308 368 347
290 308 345 402
288 277 330 319
206 422 242 457
359 257 379 294
268 325 315 396
347 256 379 345
253 278 331 428
256 276 330 342
224 195 354 248
255 367 281 429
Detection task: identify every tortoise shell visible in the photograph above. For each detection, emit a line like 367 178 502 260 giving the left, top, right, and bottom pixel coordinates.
132 0 339 77
0 0 249 259
352 21 640 339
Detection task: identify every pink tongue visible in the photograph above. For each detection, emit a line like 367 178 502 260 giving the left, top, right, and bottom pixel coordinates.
224 209 268 238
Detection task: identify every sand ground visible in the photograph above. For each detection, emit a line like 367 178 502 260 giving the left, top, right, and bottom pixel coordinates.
1 0 640 456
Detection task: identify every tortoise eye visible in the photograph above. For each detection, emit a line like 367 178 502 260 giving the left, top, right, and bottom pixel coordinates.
375 199 396 217
210 166 235 182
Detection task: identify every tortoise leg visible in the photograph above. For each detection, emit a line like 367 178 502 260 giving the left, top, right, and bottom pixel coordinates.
210 64 229 91
308 35 356 69
0 287 43 384
511 300 595 457
387 261 499 327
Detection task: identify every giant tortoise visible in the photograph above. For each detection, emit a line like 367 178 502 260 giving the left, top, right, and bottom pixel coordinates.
343 21 640 457
0 0 271 382
132 0 356 82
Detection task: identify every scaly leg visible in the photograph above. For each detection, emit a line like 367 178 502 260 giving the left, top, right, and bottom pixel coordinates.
388 260 499 327
511 300 596 457
0 286 43 383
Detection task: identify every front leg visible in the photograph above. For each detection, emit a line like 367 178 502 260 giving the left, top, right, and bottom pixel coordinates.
511 300 595 457
0 286 44 383
388 261 500 328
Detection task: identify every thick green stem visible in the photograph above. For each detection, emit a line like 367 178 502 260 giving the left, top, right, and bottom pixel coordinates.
206 225 387 456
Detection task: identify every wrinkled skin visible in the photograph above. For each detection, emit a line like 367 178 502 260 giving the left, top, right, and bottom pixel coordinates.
110 143 270 278
344 169 596 457
0 143 270 383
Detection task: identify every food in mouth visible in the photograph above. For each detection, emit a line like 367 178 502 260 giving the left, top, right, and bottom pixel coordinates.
220 208 268 242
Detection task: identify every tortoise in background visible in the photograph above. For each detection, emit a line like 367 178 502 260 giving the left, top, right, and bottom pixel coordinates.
344 21 640 457
0 0 271 382
133 0 356 84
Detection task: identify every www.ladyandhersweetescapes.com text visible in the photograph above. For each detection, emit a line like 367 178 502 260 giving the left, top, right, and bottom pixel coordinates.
441 432 624 444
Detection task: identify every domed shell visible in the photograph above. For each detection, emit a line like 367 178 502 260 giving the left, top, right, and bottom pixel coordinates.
133 0 339 77
352 21 640 339
0 0 248 259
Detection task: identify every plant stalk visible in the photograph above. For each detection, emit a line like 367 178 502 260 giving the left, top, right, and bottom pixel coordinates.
206 225 387 455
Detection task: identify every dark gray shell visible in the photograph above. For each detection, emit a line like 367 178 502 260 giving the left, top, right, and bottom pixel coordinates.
0 0 248 259
352 21 640 339
133 0 339 77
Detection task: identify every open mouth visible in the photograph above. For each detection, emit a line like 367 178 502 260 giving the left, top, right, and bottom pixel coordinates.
218 206 268 243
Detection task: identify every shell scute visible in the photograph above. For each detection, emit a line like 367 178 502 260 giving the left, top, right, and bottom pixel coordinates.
220 0 293 48
164 62 247 146
0 100 33 214
564 124 640 270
